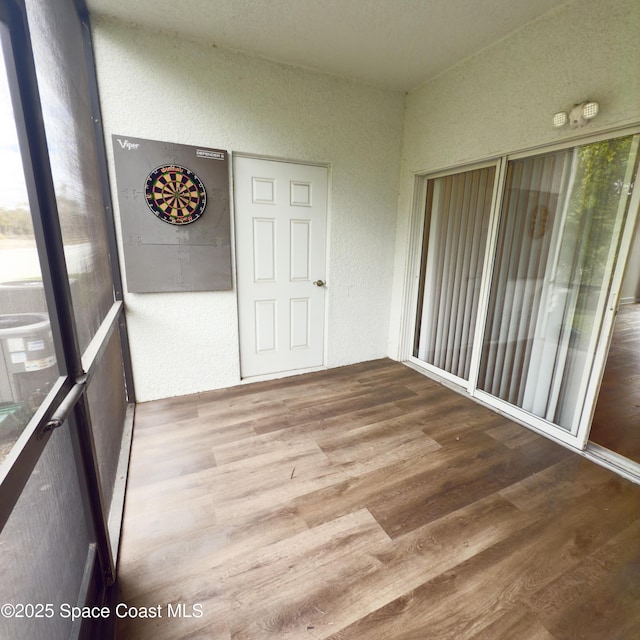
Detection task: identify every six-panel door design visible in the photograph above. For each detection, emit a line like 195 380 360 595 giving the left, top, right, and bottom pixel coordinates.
234 157 328 378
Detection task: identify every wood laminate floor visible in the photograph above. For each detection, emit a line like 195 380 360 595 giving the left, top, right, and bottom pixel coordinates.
590 303 640 463
115 359 640 640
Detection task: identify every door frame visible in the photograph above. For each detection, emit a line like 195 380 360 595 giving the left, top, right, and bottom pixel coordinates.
231 152 331 382
399 125 640 460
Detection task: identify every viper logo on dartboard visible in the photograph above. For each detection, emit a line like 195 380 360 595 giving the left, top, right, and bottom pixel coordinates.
144 165 207 225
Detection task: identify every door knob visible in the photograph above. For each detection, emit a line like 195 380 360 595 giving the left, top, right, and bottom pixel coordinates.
313 280 326 287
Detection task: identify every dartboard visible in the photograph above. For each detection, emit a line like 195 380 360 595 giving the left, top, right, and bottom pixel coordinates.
144 164 207 225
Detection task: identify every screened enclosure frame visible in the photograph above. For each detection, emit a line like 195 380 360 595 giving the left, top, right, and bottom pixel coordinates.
0 0 134 637
401 125 640 468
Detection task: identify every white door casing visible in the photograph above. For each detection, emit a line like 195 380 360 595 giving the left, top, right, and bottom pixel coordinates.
234 157 328 378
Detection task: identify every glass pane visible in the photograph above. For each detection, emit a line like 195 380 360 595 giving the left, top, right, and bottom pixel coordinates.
25 0 113 353
0 426 91 640
414 166 495 379
479 136 640 430
0 31 59 465
86 328 127 519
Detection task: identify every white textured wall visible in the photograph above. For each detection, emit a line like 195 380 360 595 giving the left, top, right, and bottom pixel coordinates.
389 0 640 356
91 19 405 400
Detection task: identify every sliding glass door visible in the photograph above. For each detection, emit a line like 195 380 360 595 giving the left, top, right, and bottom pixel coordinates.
478 135 639 440
412 133 640 448
414 164 497 382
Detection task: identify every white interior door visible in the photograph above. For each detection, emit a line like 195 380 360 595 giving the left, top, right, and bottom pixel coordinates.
234 157 328 378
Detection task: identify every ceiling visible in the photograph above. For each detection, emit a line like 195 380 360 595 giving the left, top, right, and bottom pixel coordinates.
86 0 568 92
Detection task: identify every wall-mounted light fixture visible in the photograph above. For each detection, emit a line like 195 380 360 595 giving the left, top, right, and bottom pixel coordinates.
553 101 599 129
552 111 568 128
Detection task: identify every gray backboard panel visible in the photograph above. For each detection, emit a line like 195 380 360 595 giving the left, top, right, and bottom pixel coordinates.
112 134 232 293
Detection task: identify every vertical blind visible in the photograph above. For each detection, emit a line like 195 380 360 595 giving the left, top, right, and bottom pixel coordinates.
479 151 571 407
414 166 495 380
